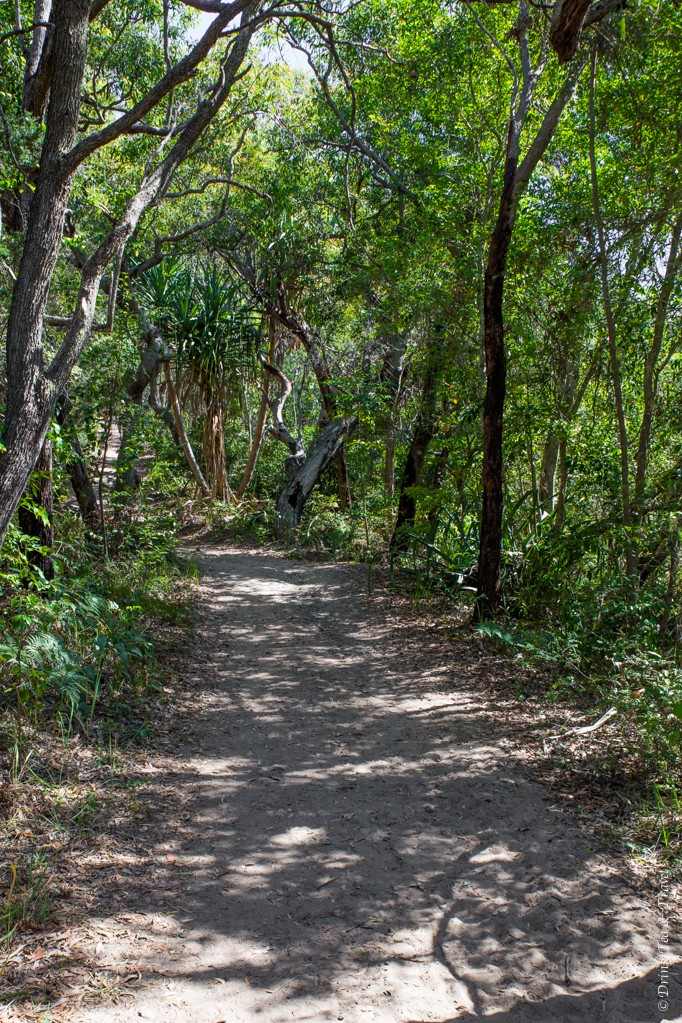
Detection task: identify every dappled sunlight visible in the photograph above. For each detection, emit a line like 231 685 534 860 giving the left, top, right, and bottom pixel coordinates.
82 551 679 1023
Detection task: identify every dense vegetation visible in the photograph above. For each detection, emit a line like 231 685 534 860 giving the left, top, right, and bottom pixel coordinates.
1 0 681 894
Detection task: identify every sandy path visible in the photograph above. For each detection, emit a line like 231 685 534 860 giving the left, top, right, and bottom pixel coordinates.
87 548 680 1023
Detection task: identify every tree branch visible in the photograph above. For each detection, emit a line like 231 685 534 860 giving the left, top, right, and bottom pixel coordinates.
258 352 304 455
65 0 252 171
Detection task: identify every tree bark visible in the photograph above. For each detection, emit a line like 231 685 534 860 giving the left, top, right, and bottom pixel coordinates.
227 261 353 511
237 320 277 498
477 153 515 613
56 396 98 522
22 0 54 117
588 49 636 578
0 0 91 549
114 329 174 492
164 363 211 497
67 435 99 523
0 1 259 550
276 418 358 538
380 334 407 498
475 38 587 616
550 0 592 63
555 438 568 528
538 432 561 512
633 212 682 514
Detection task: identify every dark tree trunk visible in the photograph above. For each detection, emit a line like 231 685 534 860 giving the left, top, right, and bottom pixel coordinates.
56 397 98 522
426 446 449 531
390 352 439 550
476 158 516 615
22 0 55 117
18 438 54 580
276 418 358 538
550 0 592 64
538 432 561 513
472 44 587 616
0 0 91 547
67 436 99 523
380 334 407 498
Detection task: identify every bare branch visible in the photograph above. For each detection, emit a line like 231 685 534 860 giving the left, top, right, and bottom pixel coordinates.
282 19 421 207
45 4 260 390
176 0 241 11
0 21 49 47
165 176 270 200
65 0 253 171
258 352 303 455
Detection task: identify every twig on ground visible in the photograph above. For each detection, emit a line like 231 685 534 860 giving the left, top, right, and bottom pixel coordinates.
549 706 617 741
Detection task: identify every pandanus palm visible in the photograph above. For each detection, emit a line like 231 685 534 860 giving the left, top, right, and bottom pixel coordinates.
139 263 258 500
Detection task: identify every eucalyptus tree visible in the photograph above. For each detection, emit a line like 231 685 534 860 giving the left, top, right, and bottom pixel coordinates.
0 0 272 549
466 0 629 613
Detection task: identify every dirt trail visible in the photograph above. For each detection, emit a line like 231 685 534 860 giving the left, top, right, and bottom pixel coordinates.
87 548 679 1022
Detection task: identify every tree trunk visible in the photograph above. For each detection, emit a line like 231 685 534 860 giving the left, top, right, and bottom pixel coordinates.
164 363 211 497
588 51 636 578
22 0 54 117
237 322 277 498
475 42 587 616
659 522 679 639
18 438 54 580
234 271 353 511
384 409 396 498
539 432 561 513
237 387 268 498
0 2 259 551
390 350 440 550
633 213 682 515
550 0 592 63
203 390 233 501
67 435 99 523
0 0 91 548
147 367 179 443
380 334 407 499
476 155 515 615
276 417 358 538
114 325 177 492
56 395 99 523
555 438 568 528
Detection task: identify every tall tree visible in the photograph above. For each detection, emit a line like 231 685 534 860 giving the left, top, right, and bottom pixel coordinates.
474 1 604 614
0 0 260 548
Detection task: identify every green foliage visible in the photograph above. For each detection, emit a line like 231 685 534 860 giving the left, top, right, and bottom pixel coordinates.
0 498 192 748
138 263 259 389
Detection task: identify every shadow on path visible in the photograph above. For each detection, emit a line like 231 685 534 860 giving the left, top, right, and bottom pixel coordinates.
85 549 680 1023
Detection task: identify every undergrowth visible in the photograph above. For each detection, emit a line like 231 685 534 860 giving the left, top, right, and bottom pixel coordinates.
0 503 196 947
